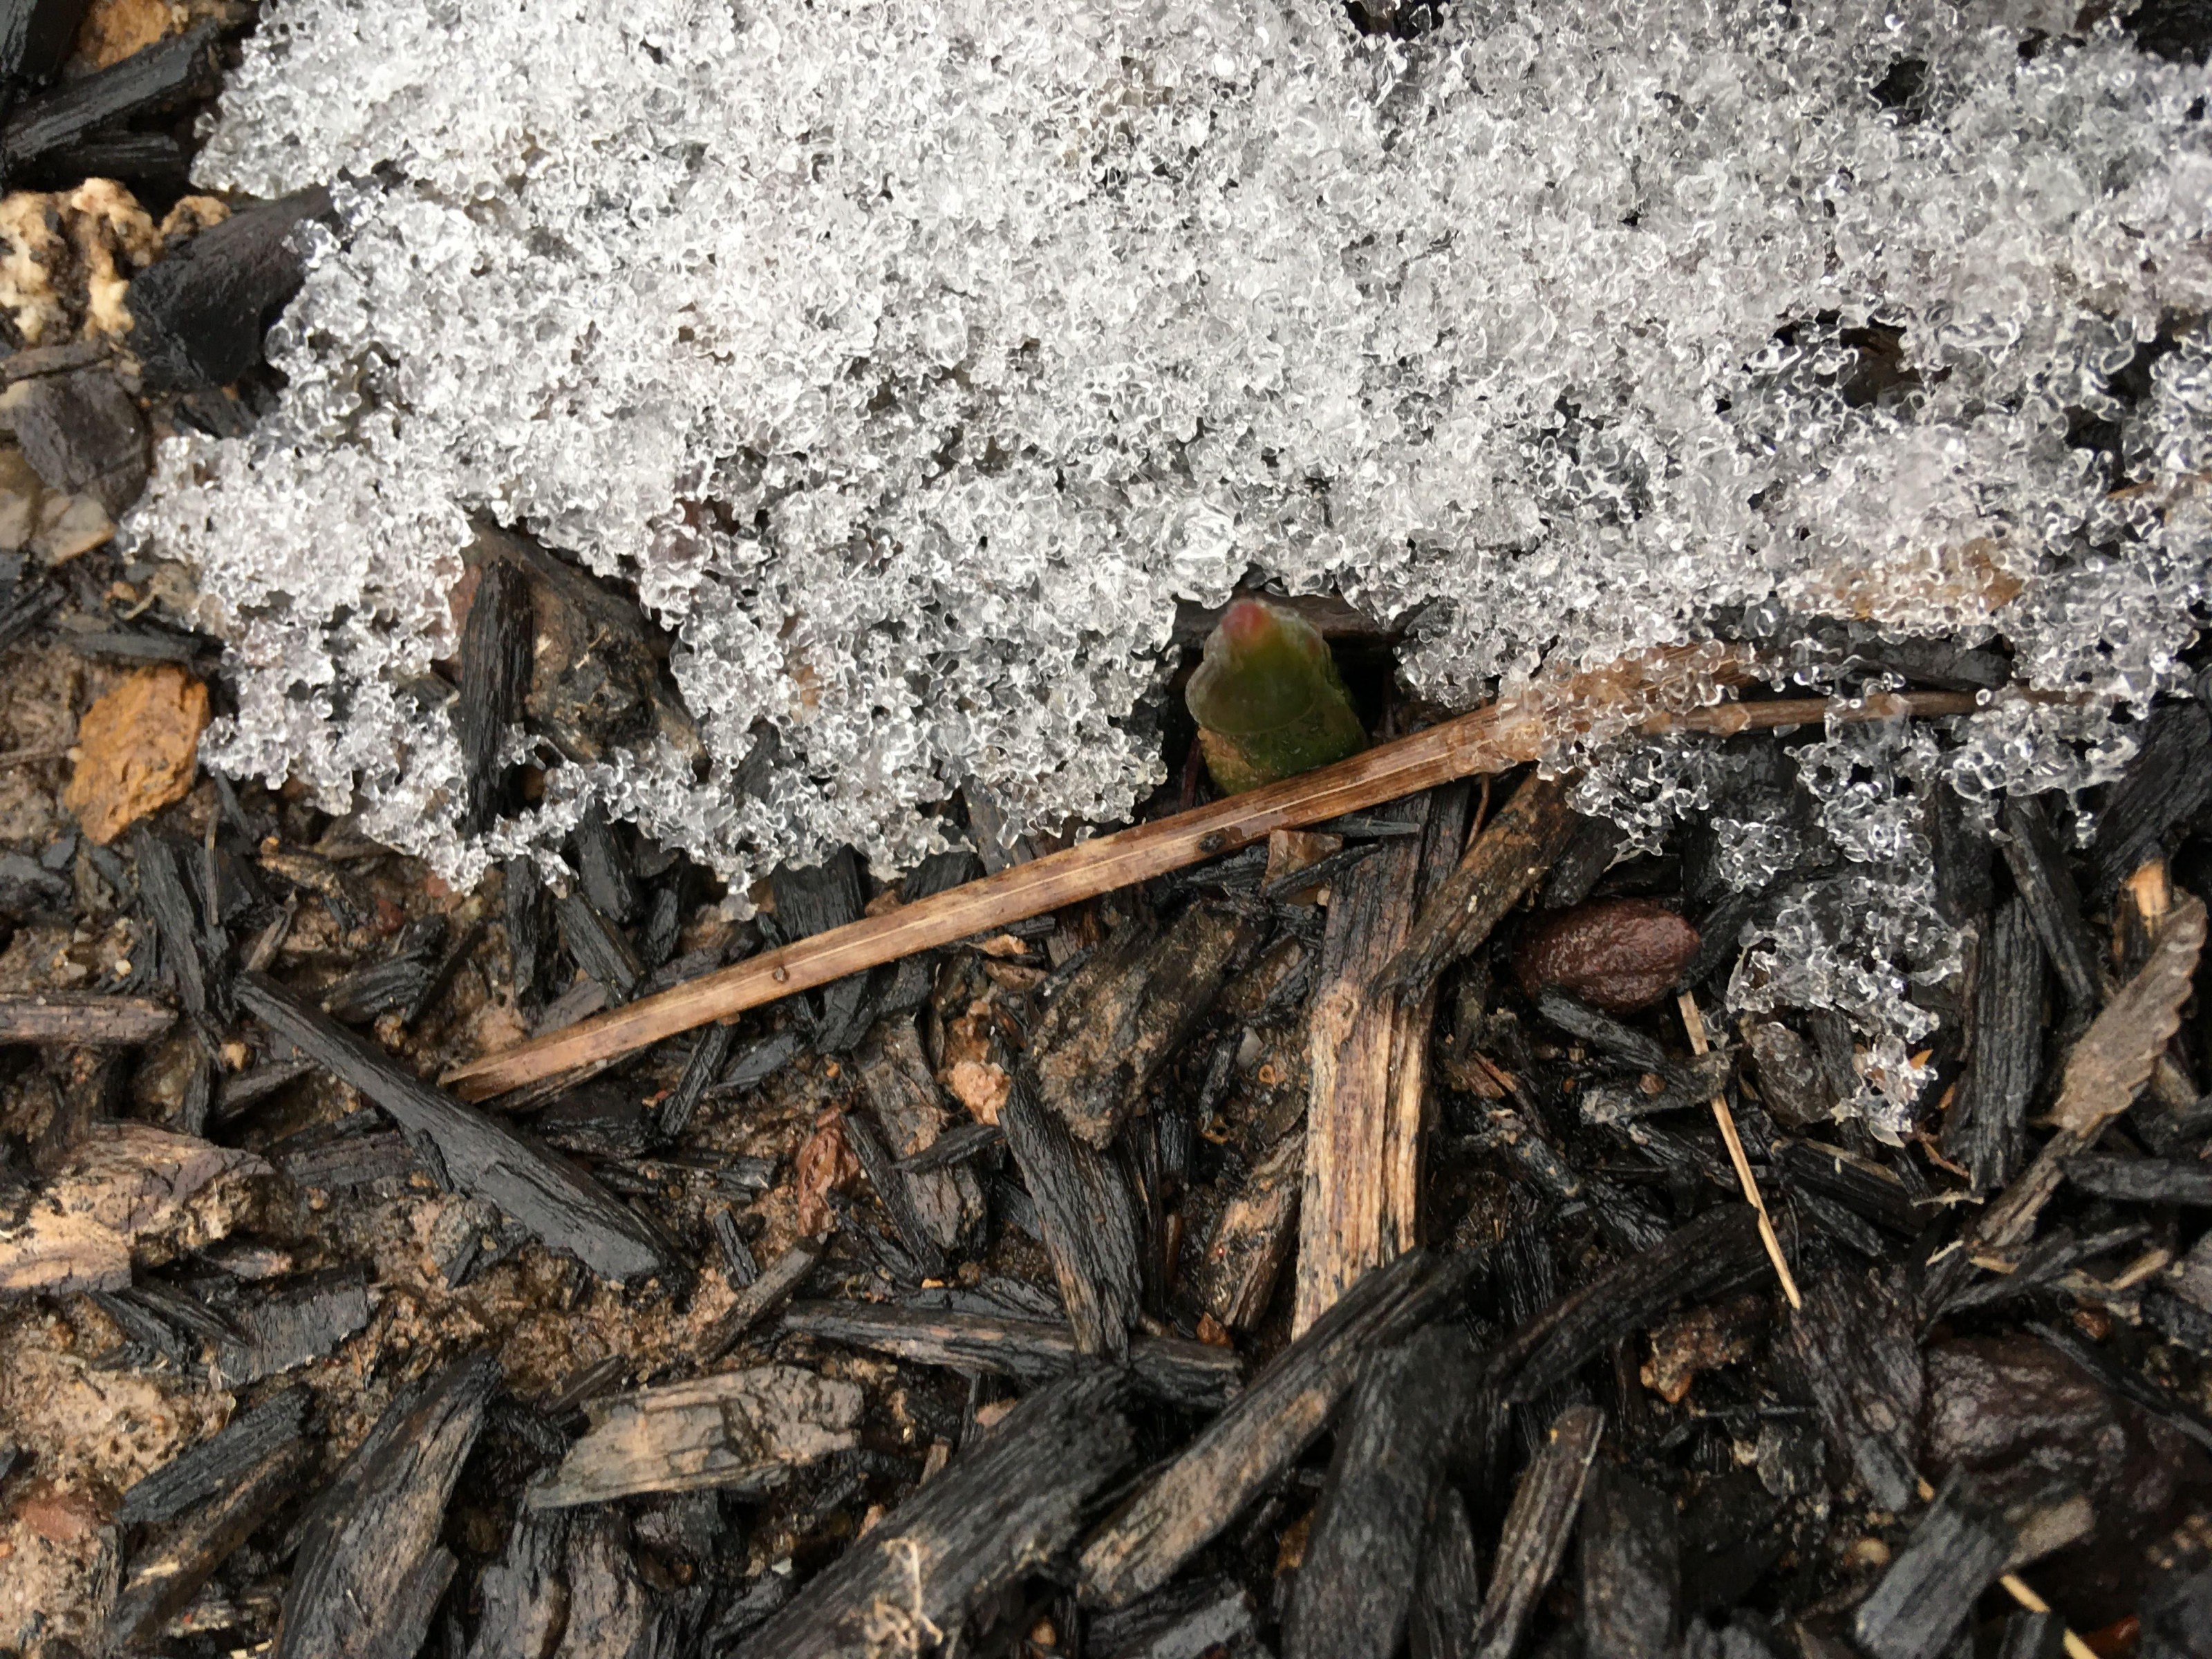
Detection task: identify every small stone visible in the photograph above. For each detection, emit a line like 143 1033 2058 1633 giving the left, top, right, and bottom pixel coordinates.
33 491 112 563
13 1479 97 1546
62 664 208 844
1513 897 1700 1013
74 0 187 71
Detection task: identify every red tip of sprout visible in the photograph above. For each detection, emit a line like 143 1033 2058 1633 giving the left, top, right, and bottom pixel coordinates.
1218 598 1275 650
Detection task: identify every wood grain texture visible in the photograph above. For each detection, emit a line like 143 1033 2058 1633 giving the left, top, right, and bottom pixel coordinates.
105 1439 310 1656
1294 787 1465 1333
1000 1074 1145 1358
1285 1322 1479 1659
276 1352 498 1659
1485 1204 1767 1406
1378 772 1574 1001
0 992 174 1045
780 1300 1242 1409
1032 903 1262 1147
238 972 675 1283
444 664 1974 1101
1470 1403 1604 1659
534 1365 861 1508
731 1367 1138 1658
1078 1248 1471 1609
1192 1125 1305 1332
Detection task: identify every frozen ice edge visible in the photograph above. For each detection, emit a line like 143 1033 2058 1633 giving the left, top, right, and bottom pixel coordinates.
126 0 2212 1130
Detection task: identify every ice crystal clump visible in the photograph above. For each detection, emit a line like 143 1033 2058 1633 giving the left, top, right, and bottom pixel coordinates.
129 0 2212 1114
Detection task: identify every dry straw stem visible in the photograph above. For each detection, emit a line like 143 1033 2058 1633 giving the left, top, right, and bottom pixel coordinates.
445 655 1980 1100
1676 990 1802 1311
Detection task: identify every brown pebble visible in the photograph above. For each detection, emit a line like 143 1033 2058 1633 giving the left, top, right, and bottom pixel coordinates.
62 664 209 845
15 1479 99 1545
1513 897 1700 1013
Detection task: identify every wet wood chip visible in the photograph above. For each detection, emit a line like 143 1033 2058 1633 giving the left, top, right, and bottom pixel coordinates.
533 1364 862 1508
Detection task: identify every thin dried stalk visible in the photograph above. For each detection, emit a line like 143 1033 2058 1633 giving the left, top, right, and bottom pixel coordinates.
445 659 1978 1100
1678 991 1801 1310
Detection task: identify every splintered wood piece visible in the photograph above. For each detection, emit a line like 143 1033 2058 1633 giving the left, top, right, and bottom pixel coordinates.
1580 1464 1681 1659
557 888 644 1002
1945 895 2046 1191
2000 795 2104 1013
771 847 874 1051
2049 887 2207 1138
1485 1205 1767 1405
237 972 675 1283
1485 1100 1671 1255
1783 1271 1927 1513
122 185 331 388
2092 700 2212 892
704 1236 825 1360
2 24 221 176
465 1515 568 1659
1378 772 1575 1002
117 1384 310 1530
737 1368 1138 1657
274 1128 418 1190
1033 902 1263 1146
0 992 174 1045
136 832 212 1018
1409 1486 1482 1659
0 1122 267 1298
1000 1074 1145 1357
841 1106 948 1280
1088 1577 1259 1659
780 1301 1241 1409
276 1352 499 1659
559 1512 664 1658
1286 1322 1479 1659
0 0 91 87
1192 1125 1306 1332
1295 787 1466 1332
2137 1562 2212 1659
571 803 643 924
1678 991 1801 1309
213 1267 372 1387
443 673 1981 1100
897 1118 1002 1174
1470 1403 1604 1659
104 1437 312 1656
1078 1248 1471 1609
1995 1609 2067 1659
1963 890 2206 1264
1853 1470 2014 1659
459 557 532 834
657 1020 733 1141
2065 1154 2212 1206
533 1364 862 1508
856 1019 986 1251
